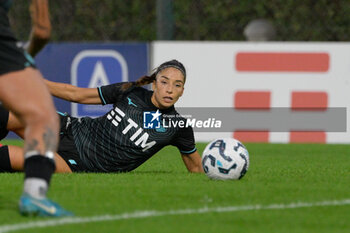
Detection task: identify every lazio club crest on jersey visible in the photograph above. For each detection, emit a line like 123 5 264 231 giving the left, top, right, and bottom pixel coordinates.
143 110 162 129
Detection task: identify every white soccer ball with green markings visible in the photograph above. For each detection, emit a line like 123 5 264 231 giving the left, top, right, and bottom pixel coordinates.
202 138 249 180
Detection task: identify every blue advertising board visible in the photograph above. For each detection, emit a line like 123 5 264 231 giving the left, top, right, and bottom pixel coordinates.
35 42 149 117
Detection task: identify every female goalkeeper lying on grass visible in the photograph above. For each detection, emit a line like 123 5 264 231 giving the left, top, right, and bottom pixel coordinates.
0 59 204 174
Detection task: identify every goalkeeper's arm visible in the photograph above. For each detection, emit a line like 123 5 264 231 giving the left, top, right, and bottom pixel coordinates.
26 0 51 57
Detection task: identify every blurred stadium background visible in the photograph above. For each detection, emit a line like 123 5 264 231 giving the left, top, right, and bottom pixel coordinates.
9 0 350 41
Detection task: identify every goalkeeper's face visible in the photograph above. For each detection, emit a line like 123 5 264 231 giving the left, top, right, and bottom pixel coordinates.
151 67 185 109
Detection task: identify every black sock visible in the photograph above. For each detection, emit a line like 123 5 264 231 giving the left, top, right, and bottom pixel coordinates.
0 105 9 140
24 155 56 199
24 155 55 185
0 145 13 172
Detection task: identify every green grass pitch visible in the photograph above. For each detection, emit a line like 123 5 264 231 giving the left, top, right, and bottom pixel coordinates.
0 139 349 233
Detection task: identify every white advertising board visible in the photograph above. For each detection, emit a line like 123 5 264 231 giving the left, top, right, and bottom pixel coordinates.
152 42 350 143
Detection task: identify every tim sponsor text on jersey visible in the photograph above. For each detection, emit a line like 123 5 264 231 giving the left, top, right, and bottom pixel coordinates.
107 106 156 152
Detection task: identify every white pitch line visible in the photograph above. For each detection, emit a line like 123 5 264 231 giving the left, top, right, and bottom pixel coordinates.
0 199 349 233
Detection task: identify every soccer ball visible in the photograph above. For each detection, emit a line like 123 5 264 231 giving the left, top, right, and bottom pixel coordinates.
202 138 249 180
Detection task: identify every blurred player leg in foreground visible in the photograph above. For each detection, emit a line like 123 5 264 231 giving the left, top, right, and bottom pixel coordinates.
0 0 72 216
